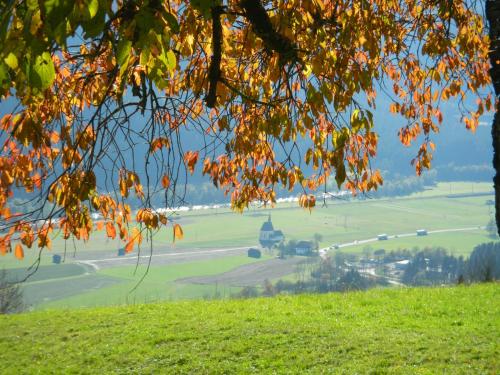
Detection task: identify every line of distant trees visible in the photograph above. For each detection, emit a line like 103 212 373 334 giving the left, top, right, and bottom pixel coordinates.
401 243 500 286
9 163 493 212
436 163 493 182
235 241 500 300
234 253 387 299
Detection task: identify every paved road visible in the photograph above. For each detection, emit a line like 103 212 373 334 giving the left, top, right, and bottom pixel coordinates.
77 246 257 271
78 225 484 272
319 225 485 257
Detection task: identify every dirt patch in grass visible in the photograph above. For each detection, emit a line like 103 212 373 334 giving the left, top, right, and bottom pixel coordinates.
177 257 315 287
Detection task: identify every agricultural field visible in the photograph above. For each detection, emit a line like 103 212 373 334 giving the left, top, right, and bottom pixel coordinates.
343 229 490 256
27 255 271 310
1 182 495 310
0 284 498 373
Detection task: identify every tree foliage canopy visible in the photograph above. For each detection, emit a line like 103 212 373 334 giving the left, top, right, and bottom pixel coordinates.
0 0 492 259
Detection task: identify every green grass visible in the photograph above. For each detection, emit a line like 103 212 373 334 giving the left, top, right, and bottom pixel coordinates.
408 182 493 197
21 274 123 307
37 255 269 310
2 182 493 261
341 229 492 256
163 194 492 251
4 264 88 283
0 283 498 373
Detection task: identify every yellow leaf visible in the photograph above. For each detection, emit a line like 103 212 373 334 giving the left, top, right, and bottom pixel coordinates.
131 227 142 245
302 63 312 77
173 223 183 242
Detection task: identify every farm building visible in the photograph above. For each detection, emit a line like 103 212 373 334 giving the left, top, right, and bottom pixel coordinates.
295 241 314 255
259 215 284 248
394 259 410 270
247 248 261 258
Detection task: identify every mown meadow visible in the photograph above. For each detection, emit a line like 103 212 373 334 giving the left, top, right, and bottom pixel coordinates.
0 284 498 374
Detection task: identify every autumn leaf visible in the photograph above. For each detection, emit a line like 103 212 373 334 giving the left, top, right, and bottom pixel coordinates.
0 240 7 256
106 222 116 239
161 175 170 189
0 0 493 256
130 227 142 245
184 151 199 174
124 239 134 253
14 243 24 260
173 224 183 242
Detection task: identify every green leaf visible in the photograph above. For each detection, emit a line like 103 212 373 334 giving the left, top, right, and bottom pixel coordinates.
159 48 176 73
163 11 180 34
27 0 39 11
116 40 132 95
351 109 360 122
81 7 105 38
43 0 73 30
190 0 221 18
29 52 55 90
87 0 99 18
335 164 346 189
4 53 18 70
116 40 132 68
165 50 176 72
365 110 374 130
0 61 10 88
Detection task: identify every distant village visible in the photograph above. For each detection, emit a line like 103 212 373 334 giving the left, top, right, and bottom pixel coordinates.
248 215 315 259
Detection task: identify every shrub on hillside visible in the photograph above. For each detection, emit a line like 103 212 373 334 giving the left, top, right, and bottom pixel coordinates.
467 242 500 282
0 270 24 314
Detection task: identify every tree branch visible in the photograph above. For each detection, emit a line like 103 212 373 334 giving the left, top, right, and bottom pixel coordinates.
239 0 298 64
205 6 224 108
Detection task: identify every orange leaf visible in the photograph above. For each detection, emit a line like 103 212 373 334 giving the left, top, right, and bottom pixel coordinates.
124 239 134 253
106 222 116 239
184 151 199 174
173 223 183 242
2 207 11 220
50 131 60 144
0 240 7 256
161 175 170 189
15 244 24 260
130 227 142 245
96 221 104 231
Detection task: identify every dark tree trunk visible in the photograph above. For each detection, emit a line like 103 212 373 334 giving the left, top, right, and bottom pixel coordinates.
486 0 500 235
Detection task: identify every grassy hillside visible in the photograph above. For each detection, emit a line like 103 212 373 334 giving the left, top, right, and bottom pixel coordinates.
0 284 498 374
